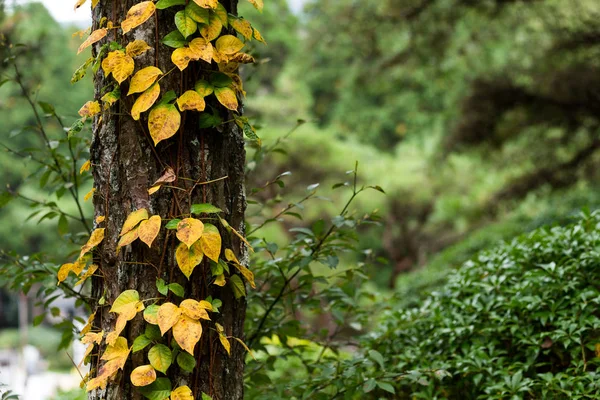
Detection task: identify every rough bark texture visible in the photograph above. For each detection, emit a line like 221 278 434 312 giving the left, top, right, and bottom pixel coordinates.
88 1 246 399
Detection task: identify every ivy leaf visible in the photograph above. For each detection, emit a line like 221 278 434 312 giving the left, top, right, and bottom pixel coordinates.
215 35 244 55
121 1 156 34
120 209 149 236
189 38 213 63
193 0 218 9
176 218 204 248
78 28 107 54
173 315 202 354
175 10 198 38
130 365 156 387
198 111 221 128
247 0 263 11
214 86 238 111
171 386 194 400
171 47 197 71
132 334 152 353
144 304 160 324
78 101 101 118
80 228 105 258
132 83 161 121
191 203 222 215
166 219 181 229
157 302 181 335
194 80 214 97
155 0 185 9
145 324 162 341
180 299 212 320
138 215 162 248
177 90 206 112
162 30 187 49
215 3 228 26
148 104 181 146
102 51 135 84
229 275 246 299
186 2 209 24
139 377 172 400
168 283 185 298
128 66 163 95
200 224 221 263
230 17 252 40
125 40 152 57
175 242 204 279
200 13 222 41
117 227 139 248
176 352 196 372
148 344 172 374
209 72 232 88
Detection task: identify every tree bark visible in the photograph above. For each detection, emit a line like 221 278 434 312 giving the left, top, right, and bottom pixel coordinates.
88 1 246 399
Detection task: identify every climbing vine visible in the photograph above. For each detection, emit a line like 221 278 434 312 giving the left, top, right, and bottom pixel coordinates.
60 0 263 397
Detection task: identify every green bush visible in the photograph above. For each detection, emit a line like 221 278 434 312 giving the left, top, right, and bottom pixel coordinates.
371 210 600 399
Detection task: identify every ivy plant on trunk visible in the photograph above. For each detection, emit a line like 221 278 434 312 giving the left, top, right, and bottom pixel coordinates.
64 0 264 398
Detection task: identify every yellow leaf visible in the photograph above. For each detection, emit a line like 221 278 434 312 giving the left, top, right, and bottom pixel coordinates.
127 67 162 96
233 336 256 360
177 90 206 112
211 48 227 64
247 0 263 11
148 186 160 195
81 313 95 336
193 0 217 9
74 264 98 287
84 187 95 201
130 365 156 387
230 18 252 40
200 224 221 263
215 35 244 55
157 302 181 335
189 38 213 63
180 299 211 320
121 1 156 34
74 0 87 11
128 66 163 95
118 227 139 248
214 274 226 286
101 89 120 108
175 241 204 279
218 62 239 74
78 101 101 117
102 51 135 84
78 28 107 54
107 299 144 345
120 208 149 236
171 47 197 71
214 86 238 111
176 218 204 248
92 0 99 9
194 80 214 97
110 289 141 313
96 215 105 224
229 53 255 64
219 333 230 355
138 215 161 248
126 40 152 57
148 104 181 146
87 336 130 391
58 263 74 284
131 83 160 121
233 263 256 289
224 248 239 264
80 160 91 174
253 27 267 44
200 14 222 41
80 228 105 258
173 315 202 354
214 3 228 26
171 386 194 400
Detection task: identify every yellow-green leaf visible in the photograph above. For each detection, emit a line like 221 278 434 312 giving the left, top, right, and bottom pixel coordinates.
200 13 222 41
126 40 152 57
194 80 214 97
219 333 230 355
214 86 238 111
233 263 256 289
171 386 194 400
173 315 202 354
130 365 156 387
200 223 221 263
215 3 228 26
138 215 161 248
175 241 204 279
120 208 149 236
148 104 181 146
143 304 160 325
131 83 160 121
175 10 197 38
229 274 246 298
215 35 244 55
121 1 156 34
148 344 172 374
214 274 226 286
193 0 217 9
110 289 141 313
176 218 204 248
230 17 252 40
80 228 105 258
102 51 135 84
128 66 162 95
247 0 263 11
78 28 107 54
189 38 213 63
253 27 266 44
157 302 181 335
176 90 206 112
78 101 101 117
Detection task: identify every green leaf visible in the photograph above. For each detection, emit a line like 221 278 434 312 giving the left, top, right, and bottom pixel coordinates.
158 90 178 106
175 10 197 39
156 278 168 296
58 215 69 236
210 260 223 276
201 394 213 400
68 119 84 138
198 111 222 129
132 334 152 353
33 314 45 326
243 122 261 146
376 381 395 394
155 0 185 9
162 30 187 49
168 283 185 297
186 2 209 24
191 203 223 215
176 351 196 372
0 192 14 209
38 101 56 116
363 379 376 393
71 57 94 83
139 377 172 400
165 219 181 229
145 324 162 341
209 72 233 88
229 275 246 299
148 344 172 374
369 349 385 369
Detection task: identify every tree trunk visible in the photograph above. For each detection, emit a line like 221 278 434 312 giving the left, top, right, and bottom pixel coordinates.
88 1 246 399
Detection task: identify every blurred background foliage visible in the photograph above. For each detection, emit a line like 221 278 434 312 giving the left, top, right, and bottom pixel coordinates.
2 0 600 398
